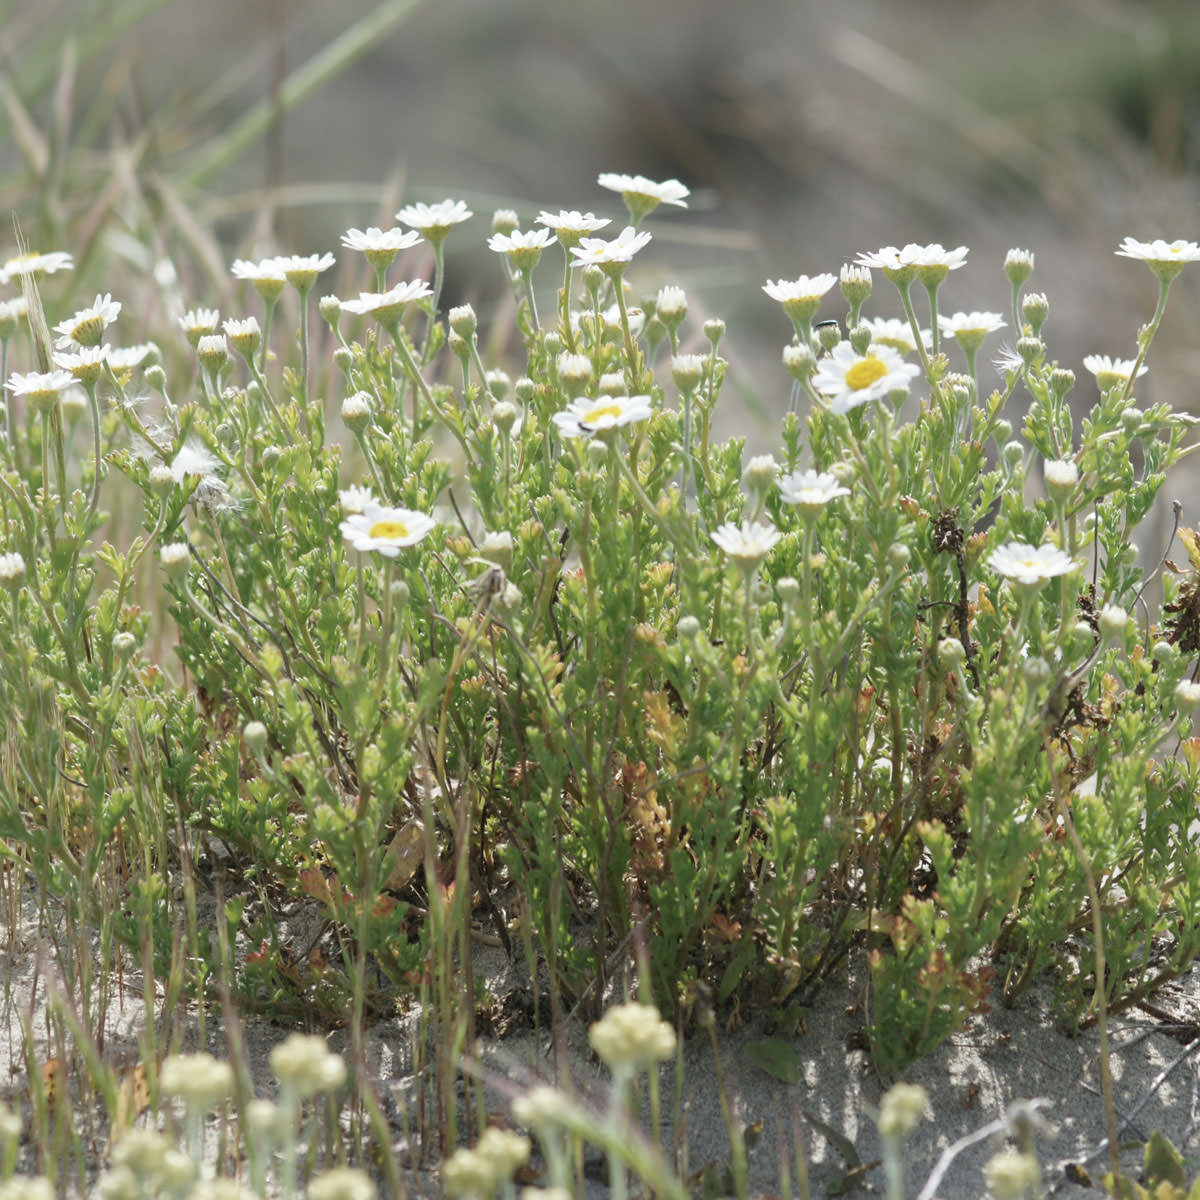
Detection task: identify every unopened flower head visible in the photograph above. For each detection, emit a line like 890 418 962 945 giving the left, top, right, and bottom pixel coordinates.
555 352 592 395
570 225 652 269
597 172 689 222
340 503 436 558
223 316 261 360
160 1053 234 1111
308 1167 377 1200
711 519 782 567
340 226 422 272
441 1148 496 1200
1082 353 1146 393
0 552 26 588
338 484 375 514
553 393 652 439
1043 458 1078 497
777 468 851 513
811 342 920 414
878 1082 929 1137
1004 248 1035 286
179 307 220 346
487 227 555 271
588 1000 677 1073
475 1128 531 1180
160 542 190 579
53 344 108 384
1176 680 1200 713
763 275 838 326
839 262 872 305
988 540 1078 587
340 279 433 323
983 1149 1040 1200
1 250 73 283
0 296 28 338
196 333 228 373
655 284 688 328
341 391 372 432
671 353 706 390
1116 236 1200 282
744 453 780 495
54 293 120 349
395 198 473 242
269 1033 348 1099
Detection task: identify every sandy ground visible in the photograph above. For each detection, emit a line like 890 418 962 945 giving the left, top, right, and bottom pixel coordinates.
5 882 1200 1199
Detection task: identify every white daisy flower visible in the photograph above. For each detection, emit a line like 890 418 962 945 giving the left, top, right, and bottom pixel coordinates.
855 243 928 276
0 296 28 328
536 210 610 235
340 226 422 256
777 469 851 513
107 343 156 371
0 551 26 585
1082 354 1146 392
988 541 1078 586
487 227 556 271
338 484 376 514
763 275 838 305
1115 237 1200 279
340 502 435 557
179 307 220 344
53 344 109 383
597 173 689 209
811 342 920 414
912 243 969 283
1 250 73 283
340 279 433 322
938 311 1006 341
5 369 75 407
272 253 336 290
711 519 781 566
570 226 652 268
860 317 931 356
395 199 473 241
552 394 653 439
53 293 121 349
231 257 286 283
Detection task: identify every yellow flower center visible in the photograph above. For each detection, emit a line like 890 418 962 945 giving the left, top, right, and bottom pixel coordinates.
845 355 889 391
583 403 622 424
369 520 410 540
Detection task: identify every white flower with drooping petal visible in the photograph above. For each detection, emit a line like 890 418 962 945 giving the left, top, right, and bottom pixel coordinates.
0 250 73 283
1116 237 1200 266
597 173 689 208
394 199 473 240
570 226 652 268
536 210 610 235
340 279 433 322
53 293 121 349
1082 354 1146 391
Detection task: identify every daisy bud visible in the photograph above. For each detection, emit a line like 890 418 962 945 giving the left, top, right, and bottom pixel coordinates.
1002 441 1025 468
112 631 138 663
776 576 800 605
1098 604 1128 642
1177 680 1200 713
1022 656 1051 685
144 364 168 393
744 453 779 495
243 721 269 757
223 316 261 361
877 1083 929 1137
1021 292 1049 335
556 352 592 397
332 345 354 372
491 208 519 236
782 342 816 381
318 294 341 327
486 369 511 400
847 323 871 355
1122 407 1145 432
480 531 514 571
390 578 410 607
447 331 468 363
887 542 911 570
448 304 477 338
586 438 608 467
1016 336 1044 365
993 418 1012 442
1043 458 1078 498
0 552 27 590
937 636 965 672
196 334 229 375
160 542 190 580
514 376 535 402
598 371 626 395
677 614 701 640
1003 248 1035 287
0 302 22 340
582 264 605 295
703 317 725 347
60 388 87 425
149 464 175 496
817 322 841 353
1153 640 1176 663
1049 367 1075 398
839 262 872 306
260 445 281 467
491 401 518 435
655 284 688 332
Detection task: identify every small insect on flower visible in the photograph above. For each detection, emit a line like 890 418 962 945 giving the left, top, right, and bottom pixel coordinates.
340 502 436 557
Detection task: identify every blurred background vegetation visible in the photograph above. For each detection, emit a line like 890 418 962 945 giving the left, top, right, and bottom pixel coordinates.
4 0 1200 449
